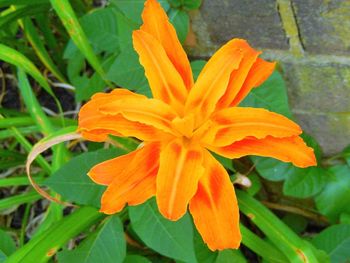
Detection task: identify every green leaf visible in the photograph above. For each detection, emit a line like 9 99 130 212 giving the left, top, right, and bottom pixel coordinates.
0 0 48 7
64 7 120 58
282 214 307 234
0 229 16 256
129 198 196 262
342 145 350 166
193 229 218 263
106 47 150 97
283 167 327 198
252 156 290 181
241 71 292 118
215 249 246 263
6 206 104 263
20 17 66 83
124 255 151 263
168 8 189 43
0 192 41 212
183 0 202 10
190 60 206 81
312 224 350 263
168 0 202 10
110 0 170 24
0 43 54 96
50 0 107 83
315 165 350 222
58 216 126 263
45 148 127 207
237 190 319 262
0 5 49 29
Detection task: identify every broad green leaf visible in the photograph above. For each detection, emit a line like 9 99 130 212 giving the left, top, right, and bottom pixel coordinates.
0 250 6 263
237 190 319 262
252 156 290 181
282 214 307 234
58 216 126 263
312 224 350 263
183 0 202 10
50 0 107 83
193 229 218 263
315 165 350 222
168 8 189 43
110 0 170 24
0 229 16 256
283 167 327 198
6 207 104 263
45 148 127 207
191 60 206 81
241 71 292 118
64 8 120 58
129 198 196 262
124 255 151 263
0 43 54 96
216 249 246 263
106 47 150 97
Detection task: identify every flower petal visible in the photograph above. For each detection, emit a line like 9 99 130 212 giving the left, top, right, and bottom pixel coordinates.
209 136 317 168
216 42 261 110
230 58 276 107
98 143 160 214
133 29 188 114
185 39 244 127
78 89 173 142
99 96 179 136
141 0 193 90
200 107 302 147
189 151 241 250
156 139 204 220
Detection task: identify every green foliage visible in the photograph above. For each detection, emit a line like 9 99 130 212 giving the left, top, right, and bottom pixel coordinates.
312 224 350 263
58 216 126 263
129 198 197 262
45 148 127 207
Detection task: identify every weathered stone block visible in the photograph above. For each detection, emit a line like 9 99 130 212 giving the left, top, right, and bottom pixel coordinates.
292 0 350 55
191 0 289 51
282 62 350 154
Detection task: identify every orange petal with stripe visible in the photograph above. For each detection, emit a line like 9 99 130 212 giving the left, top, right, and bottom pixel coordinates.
133 30 188 114
78 89 172 142
230 58 276 107
185 39 244 127
141 0 193 90
209 136 317 168
200 107 302 147
99 97 178 135
156 139 204 220
216 42 261 110
189 151 241 250
97 143 160 214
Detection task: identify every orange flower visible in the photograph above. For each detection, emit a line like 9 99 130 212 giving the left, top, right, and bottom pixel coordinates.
78 0 316 250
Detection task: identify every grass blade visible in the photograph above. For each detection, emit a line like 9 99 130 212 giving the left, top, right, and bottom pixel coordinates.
237 190 319 263
0 191 41 211
0 43 54 96
6 206 104 263
50 0 109 84
19 17 66 83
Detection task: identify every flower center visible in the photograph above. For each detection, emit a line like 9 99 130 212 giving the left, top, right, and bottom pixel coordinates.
171 114 195 139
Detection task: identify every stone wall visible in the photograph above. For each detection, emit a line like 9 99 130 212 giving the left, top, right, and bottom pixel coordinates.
186 0 350 155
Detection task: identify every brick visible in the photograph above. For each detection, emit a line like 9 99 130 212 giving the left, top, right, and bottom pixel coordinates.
292 0 350 54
